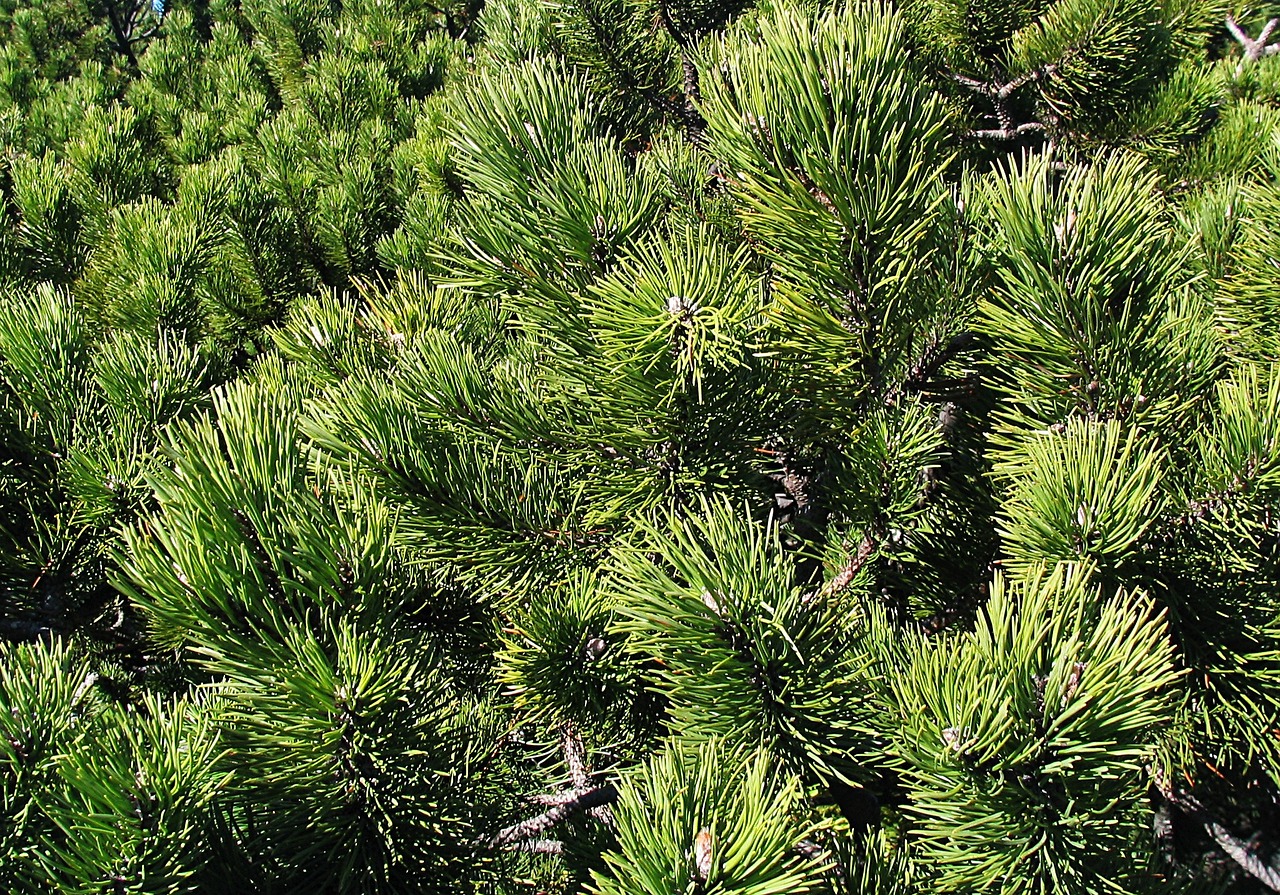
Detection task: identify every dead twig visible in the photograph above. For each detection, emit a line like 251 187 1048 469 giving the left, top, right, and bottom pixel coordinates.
1153 768 1280 892
1227 14 1280 70
477 784 620 851
951 64 1059 142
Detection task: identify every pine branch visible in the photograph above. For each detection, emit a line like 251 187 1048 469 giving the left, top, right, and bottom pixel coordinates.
901 331 979 394
1155 772 1280 892
563 723 591 791
804 331 979 600
478 784 619 850
529 789 592 807
1226 15 1280 65
820 532 879 598
655 0 707 143
509 839 565 855
102 0 158 70
972 123 1047 141
951 64 1058 142
562 721 614 826
231 508 286 606
576 0 678 123
128 22 161 45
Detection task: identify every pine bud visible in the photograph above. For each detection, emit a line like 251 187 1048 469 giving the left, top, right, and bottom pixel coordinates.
700 590 723 616
692 828 713 883
1053 208 1078 244
1076 504 1090 530
1062 662 1085 706
667 295 698 318
941 727 964 752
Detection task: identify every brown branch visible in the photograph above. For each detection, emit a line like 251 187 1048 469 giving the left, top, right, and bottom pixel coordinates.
1262 18 1280 47
529 789 588 807
562 722 614 826
1227 15 1280 63
680 56 706 144
951 72 993 94
1226 14 1251 45
821 532 879 598
104 2 141 70
563 723 591 791
509 839 565 855
814 329 980 600
998 64 1058 99
655 0 706 143
478 784 619 850
231 508 286 606
128 22 161 44
1154 771 1280 892
971 122 1047 142
951 64 1058 143
902 331 979 394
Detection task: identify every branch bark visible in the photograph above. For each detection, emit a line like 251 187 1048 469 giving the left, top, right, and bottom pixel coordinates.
820 532 879 598
972 122 1046 141
1227 15 1280 65
816 331 979 600
951 65 1057 143
655 0 707 143
509 839 565 855
562 722 614 826
901 331 979 395
477 784 619 850
1155 771 1280 892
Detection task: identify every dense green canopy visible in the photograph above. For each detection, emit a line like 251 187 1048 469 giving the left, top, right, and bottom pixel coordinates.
3 0 1280 892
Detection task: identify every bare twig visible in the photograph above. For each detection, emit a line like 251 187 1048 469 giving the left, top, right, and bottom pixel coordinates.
509 839 565 855
951 72 992 94
1227 14 1280 66
951 64 1058 142
821 532 879 598
1154 770 1280 892
997 65 1057 99
562 722 614 827
478 784 620 850
972 122 1047 141
129 22 161 45
530 788 592 807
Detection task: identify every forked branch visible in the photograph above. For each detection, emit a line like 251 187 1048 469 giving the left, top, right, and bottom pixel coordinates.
1154 769 1280 892
477 784 620 851
951 64 1058 142
1227 14 1280 66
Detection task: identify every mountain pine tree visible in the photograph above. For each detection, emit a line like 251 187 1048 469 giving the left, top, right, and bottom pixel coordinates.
3 0 1280 892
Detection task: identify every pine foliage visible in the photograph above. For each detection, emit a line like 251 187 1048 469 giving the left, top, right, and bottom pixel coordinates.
4 0 1280 891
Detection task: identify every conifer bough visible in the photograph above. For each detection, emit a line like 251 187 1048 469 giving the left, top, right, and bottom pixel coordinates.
2 0 1280 891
